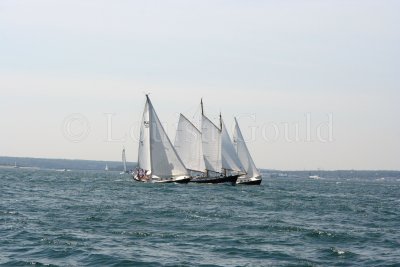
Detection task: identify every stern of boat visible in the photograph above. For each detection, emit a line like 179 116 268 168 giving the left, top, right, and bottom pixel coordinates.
236 175 262 185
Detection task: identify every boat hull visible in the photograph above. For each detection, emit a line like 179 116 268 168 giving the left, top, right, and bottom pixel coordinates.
190 175 239 186
236 179 262 185
154 177 191 184
132 175 191 184
236 175 262 185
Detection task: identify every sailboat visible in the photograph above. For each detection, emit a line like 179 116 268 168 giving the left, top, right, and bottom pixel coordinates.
233 118 262 185
187 100 238 185
120 147 129 174
105 164 109 171
133 95 191 184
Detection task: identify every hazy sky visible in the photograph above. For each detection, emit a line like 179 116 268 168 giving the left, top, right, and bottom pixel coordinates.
1 0 399 170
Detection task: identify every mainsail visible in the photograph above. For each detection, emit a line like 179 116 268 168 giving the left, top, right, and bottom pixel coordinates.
221 117 244 173
174 114 206 172
201 114 222 173
138 99 151 172
233 118 261 178
137 95 188 178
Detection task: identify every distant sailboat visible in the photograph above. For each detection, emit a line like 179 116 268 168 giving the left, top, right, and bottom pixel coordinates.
233 118 262 185
105 164 109 171
120 147 128 174
133 95 191 184
13 161 18 168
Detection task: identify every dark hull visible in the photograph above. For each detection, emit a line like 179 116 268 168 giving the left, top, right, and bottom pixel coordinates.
158 177 191 184
236 179 262 185
132 176 191 184
190 175 239 186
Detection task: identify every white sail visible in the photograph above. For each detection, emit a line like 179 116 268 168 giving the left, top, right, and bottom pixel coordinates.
138 99 151 173
174 114 206 172
233 118 261 178
122 148 127 172
221 117 244 172
201 114 222 173
141 96 188 178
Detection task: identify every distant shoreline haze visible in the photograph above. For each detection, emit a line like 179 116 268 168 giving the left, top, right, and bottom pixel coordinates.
1 157 400 180
0 156 135 171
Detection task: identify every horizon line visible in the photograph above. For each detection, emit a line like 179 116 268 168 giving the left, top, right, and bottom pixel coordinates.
1 155 399 172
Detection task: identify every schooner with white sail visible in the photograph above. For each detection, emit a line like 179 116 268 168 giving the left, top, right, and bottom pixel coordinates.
174 99 240 185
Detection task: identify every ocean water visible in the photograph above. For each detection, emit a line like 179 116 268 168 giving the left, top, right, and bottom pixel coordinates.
1 168 399 266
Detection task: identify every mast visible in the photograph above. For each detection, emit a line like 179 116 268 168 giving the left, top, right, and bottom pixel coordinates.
146 94 153 177
219 112 222 130
220 112 225 175
201 98 207 176
201 98 208 177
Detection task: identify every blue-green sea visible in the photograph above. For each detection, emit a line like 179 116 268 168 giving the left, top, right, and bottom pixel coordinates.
1 168 399 266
